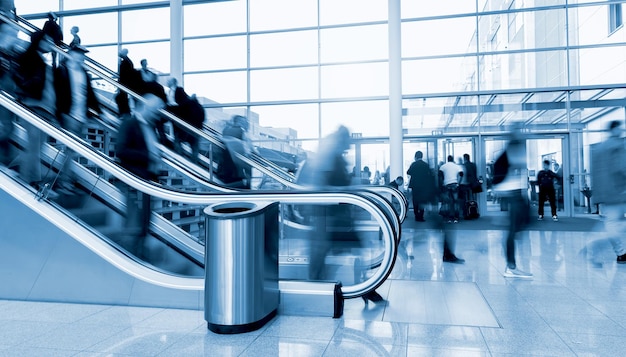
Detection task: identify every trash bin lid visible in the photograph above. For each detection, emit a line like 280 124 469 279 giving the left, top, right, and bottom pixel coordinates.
204 201 276 219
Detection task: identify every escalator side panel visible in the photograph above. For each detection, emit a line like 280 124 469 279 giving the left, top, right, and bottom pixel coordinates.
0 183 203 310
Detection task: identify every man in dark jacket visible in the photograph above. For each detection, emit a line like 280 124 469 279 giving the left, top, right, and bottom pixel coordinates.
536 159 558 221
406 151 435 222
53 44 101 192
116 94 165 257
115 48 140 116
42 12 62 67
407 150 464 264
14 30 56 189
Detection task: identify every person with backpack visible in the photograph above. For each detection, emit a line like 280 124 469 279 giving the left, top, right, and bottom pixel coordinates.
536 159 558 221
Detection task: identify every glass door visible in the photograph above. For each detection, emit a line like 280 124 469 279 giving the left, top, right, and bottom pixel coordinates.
482 134 568 216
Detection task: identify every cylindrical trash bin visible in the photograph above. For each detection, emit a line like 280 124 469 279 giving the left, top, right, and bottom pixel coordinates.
204 201 279 334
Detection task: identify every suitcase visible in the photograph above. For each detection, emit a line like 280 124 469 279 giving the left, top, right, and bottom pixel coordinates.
464 200 480 220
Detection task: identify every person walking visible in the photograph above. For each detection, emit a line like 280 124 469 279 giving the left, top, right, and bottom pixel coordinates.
493 124 533 279
303 125 385 304
406 151 463 263
536 159 558 221
53 44 101 193
406 150 435 222
116 94 165 258
0 20 17 167
589 120 626 264
14 31 57 191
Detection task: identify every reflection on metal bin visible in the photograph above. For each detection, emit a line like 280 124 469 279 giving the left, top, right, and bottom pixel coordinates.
203 201 279 334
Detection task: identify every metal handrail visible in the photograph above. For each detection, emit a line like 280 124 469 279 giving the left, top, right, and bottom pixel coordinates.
0 92 399 299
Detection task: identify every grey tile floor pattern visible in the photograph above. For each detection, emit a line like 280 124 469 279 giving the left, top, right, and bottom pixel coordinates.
2 219 626 356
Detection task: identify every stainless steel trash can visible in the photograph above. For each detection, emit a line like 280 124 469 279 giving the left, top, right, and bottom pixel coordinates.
203 201 279 334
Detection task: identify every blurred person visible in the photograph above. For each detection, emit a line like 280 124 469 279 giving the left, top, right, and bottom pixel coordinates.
493 124 533 279
585 120 626 265
407 151 464 263
166 77 185 107
554 162 564 211
303 125 385 304
171 92 204 162
383 165 390 185
165 77 205 162
115 48 140 116
138 58 166 103
406 150 435 222
69 26 80 48
460 153 481 212
388 175 405 215
13 30 57 190
116 94 165 258
389 175 404 190
360 166 372 184
42 12 62 67
136 58 168 146
217 114 254 188
439 155 464 223
139 58 156 83
536 159 558 221
372 170 382 185
53 44 102 193
0 20 17 166
458 155 470 216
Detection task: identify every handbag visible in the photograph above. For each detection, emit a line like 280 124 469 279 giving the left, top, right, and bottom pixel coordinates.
471 179 484 193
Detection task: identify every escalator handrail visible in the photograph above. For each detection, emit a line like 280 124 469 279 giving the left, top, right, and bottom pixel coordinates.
0 92 398 299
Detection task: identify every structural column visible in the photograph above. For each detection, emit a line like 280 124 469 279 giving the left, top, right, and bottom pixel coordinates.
170 0 184 84
388 0 403 181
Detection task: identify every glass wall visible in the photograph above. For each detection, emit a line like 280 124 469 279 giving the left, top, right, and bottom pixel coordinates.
17 0 626 215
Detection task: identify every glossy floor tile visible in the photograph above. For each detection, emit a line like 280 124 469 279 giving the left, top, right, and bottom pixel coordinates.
2 216 626 356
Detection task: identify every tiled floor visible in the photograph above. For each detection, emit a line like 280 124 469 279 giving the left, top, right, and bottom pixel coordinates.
2 215 626 356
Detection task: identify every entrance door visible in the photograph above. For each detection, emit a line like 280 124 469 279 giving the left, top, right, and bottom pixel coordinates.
482 135 568 215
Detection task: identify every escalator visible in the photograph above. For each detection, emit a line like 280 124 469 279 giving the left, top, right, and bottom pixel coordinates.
0 93 400 316
0 14 403 316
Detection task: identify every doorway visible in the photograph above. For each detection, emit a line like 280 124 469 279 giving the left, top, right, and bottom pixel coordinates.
482 135 568 216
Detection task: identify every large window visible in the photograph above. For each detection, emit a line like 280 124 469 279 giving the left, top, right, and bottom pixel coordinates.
16 1 626 165
250 30 318 67
184 36 247 72
121 8 169 42
250 67 319 102
63 13 118 46
249 0 318 31
184 2 246 36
